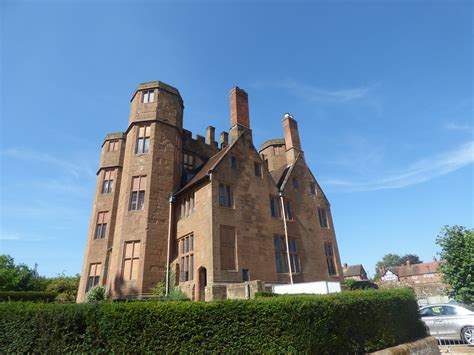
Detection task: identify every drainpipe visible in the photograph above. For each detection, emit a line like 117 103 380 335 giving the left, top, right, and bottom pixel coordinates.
165 195 175 296
279 191 293 284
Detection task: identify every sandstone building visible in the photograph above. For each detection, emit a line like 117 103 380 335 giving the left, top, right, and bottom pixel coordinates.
77 80 343 302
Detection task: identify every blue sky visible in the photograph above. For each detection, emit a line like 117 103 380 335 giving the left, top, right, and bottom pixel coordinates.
1 0 472 278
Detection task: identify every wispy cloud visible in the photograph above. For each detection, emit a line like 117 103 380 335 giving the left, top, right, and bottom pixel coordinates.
1 148 96 178
445 121 472 133
277 79 378 103
322 141 474 191
0 232 20 240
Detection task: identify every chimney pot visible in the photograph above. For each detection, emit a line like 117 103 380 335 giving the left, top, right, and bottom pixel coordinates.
220 131 229 148
230 87 250 129
206 126 215 145
282 113 302 162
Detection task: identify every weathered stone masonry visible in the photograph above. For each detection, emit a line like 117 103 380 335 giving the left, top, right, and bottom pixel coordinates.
77 81 343 302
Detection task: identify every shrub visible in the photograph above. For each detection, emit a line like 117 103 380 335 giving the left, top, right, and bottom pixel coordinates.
149 270 189 301
86 286 106 303
346 280 379 290
0 288 426 353
0 291 57 302
254 290 278 298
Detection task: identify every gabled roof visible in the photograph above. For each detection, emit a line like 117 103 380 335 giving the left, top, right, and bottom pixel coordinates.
174 132 245 196
399 261 445 277
343 264 367 278
270 165 290 188
383 266 401 276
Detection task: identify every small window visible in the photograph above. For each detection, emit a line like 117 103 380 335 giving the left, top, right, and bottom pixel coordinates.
231 156 237 169
142 90 155 103
108 140 119 152
269 195 281 218
123 241 140 281
130 176 147 210
178 192 196 219
242 269 250 282
87 263 101 291
183 153 194 170
324 242 337 276
285 200 293 220
179 234 194 281
292 178 299 190
254 162 262 177
101 169 115 194
219 184 233 208
136 126 151 154
318 207 329 228
94 211 109 240
310 183 316 195
274 235 301 274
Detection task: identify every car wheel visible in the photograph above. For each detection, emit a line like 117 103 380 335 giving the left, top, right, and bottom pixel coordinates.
462 326 474 346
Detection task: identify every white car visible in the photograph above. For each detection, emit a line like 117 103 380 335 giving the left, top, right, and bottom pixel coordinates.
419 303 474 345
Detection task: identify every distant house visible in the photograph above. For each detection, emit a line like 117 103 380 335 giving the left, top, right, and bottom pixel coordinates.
343 264 368 281
380 266 401 282
398 259 445 285
378 259 447 303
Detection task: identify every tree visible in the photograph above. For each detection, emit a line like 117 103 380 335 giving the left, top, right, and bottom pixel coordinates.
46 273 80 303
374 253 423 279
436 225 474 305
400 254 422 265
0 255 41 291
374 254 402 279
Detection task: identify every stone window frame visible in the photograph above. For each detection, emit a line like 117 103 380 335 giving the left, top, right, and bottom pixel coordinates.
135 126 151 154
122 240 141 281
310 182 316 195
273 235 301 274
179 192 196 219
254 162 262 177
324 242 337 276
129 176 147 211
87 263 101 291
219 183 233 208
142 89 155 103
101 169 115 194
269 195 293 221
183 152 195 170
107 140 119 152
179 233 194 282
94 211 109 240
318 207 329 229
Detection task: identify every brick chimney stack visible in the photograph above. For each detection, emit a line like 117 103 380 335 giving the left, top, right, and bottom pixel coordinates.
282 113 303 162
220 131 229 148
229 87 251 143
206 126 215 145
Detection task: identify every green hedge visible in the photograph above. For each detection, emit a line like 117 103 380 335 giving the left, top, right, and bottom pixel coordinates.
0 291 57 302
0 288 426 353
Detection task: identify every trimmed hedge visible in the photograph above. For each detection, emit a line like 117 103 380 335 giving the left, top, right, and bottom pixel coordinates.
0 291 57 303
0 288 426 353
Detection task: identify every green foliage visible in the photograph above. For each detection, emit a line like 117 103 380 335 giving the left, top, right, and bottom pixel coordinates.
86 285 106 303
0 289 426 353
0 291 57 302
46 274 80 303
400 254 422 265
345 280 379 290
374 253 422 279
149 270 189 301
254 290 278 298
0 255 43 291
436 225 474 305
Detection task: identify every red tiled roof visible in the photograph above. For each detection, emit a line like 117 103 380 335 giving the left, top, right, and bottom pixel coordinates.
399 261 445 277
